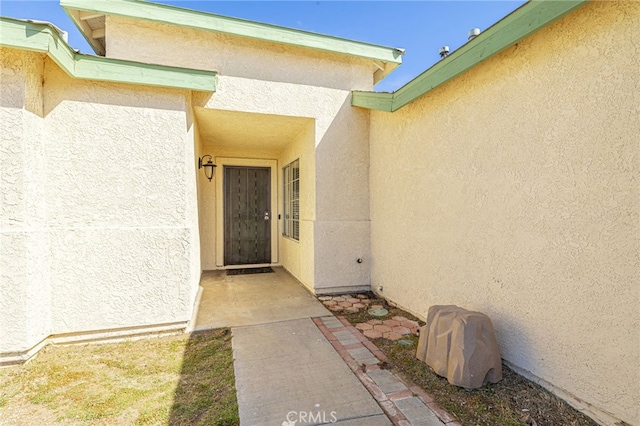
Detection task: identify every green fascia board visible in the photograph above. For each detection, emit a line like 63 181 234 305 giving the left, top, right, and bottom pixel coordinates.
351 91 394 112
72 55 216 89
352 0 588 112
0 17 217 91
60 0 404 66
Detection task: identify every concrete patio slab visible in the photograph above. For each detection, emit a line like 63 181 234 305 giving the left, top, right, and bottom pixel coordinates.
194 267 330 330
232 318 389 425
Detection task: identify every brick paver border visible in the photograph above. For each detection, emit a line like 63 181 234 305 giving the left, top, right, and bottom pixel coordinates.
312 315 462 426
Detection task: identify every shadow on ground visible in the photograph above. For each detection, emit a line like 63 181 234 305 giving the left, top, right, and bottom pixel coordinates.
168 328 239 425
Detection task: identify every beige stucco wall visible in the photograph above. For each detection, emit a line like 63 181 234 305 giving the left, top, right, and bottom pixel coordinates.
3 1 377 362
278 124 315 290
368 2 639 424
110 15 375 291
0 48 51 355
195 111 321 292
314 99 371 293
194 106 316 289
194 117 207 269
43 61 200 333
201 76 372 292
105 15 374 91
1 51 202 359
184 93 201 311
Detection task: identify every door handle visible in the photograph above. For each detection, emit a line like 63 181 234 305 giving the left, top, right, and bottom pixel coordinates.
264 211 270 221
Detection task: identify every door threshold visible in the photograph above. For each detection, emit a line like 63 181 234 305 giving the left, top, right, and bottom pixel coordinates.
227 266 274 276
224 264 273 270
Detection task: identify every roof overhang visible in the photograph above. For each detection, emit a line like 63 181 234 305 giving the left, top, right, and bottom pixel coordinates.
352 0 589 112
0 17 217 92
60 0 404 84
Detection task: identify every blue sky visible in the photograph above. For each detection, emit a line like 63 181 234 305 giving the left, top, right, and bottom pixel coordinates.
0 1 525 92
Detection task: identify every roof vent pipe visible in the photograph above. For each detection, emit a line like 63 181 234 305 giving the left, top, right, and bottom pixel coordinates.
439 46 450 59
468 28 481 41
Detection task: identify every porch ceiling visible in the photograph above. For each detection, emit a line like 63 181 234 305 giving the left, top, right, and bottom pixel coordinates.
194 107 312 151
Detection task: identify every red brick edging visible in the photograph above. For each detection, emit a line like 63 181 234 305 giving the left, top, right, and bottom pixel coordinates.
312 315 461 426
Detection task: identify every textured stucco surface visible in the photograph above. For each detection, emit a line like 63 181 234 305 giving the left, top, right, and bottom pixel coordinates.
185 93 202 315
49 228 192 333
4 0 377 359
1 52 200 357
0 49 51 353
201 76 372 290
106 14 374 291
314 99 371 291
43 63 198 333
106 15 374 91
196 110 312 278
278 124 315 290
368 2 639 424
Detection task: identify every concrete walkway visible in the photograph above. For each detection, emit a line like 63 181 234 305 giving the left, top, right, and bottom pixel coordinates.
233 318 390 425
196 268 457 425
194 268 329 330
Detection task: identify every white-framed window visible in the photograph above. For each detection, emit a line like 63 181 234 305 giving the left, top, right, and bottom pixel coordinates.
283 159 299 241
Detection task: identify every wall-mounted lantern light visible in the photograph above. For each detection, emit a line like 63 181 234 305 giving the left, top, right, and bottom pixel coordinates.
198 155 216 181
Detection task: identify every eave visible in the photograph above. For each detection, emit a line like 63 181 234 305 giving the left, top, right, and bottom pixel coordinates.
352 0 589 112
61 0 404 84
0 17 217 92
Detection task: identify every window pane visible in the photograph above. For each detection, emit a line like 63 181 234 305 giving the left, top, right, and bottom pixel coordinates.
283 159 300 241
293 180 299 200
292 200 299 219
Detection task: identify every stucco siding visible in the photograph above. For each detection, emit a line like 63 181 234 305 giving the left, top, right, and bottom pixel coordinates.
196 159 215 270
314 98 371 291
42 62 198 331
42 61 189 227
43 61 190 230
49 228 192 332
315 100 370 222
313 220 370 293
106 11 374 293
0 232 51 353
105 15 373 91
200 75 372 290
1 52 201 359
368 2 639 424
1 49 45 230
278 124 315 289
184 96 201 312
193 115 208 285
0 49 51 354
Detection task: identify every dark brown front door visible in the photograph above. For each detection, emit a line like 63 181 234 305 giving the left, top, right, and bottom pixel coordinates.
224 166 271 265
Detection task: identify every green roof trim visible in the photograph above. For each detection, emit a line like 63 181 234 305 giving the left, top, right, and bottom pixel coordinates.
350 92 394 113
61 0 403 73
352 0 588 112
0 17 217 91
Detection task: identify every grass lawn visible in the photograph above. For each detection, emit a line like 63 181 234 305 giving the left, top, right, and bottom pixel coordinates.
0 329 238 425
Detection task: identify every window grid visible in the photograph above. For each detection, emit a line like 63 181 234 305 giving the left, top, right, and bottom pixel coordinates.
283 159 300 241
